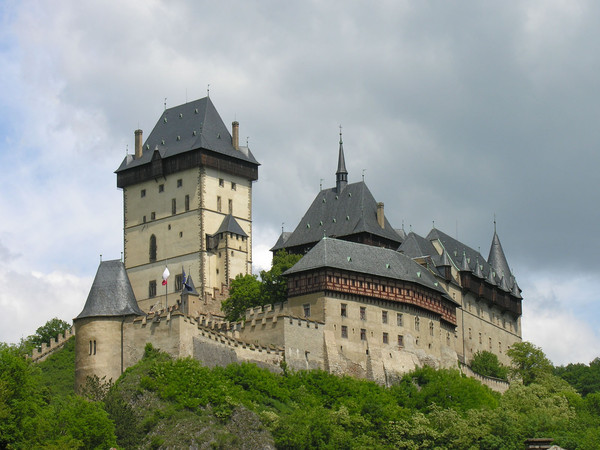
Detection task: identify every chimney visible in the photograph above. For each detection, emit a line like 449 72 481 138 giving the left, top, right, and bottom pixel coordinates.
377 202 385 229
232 121 239 150
134 129 143 159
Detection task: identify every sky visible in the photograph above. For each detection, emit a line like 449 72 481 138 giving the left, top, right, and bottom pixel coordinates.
0 0 598 366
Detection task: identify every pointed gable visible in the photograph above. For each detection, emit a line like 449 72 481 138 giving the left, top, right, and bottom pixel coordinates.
75 260 144 319
215 214 248 237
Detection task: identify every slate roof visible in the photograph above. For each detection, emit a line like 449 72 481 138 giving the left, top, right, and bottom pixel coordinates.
271 182 403 251
488 231 512 283
183 274 199 296
215 214 248 237
116 97 258 173
75 260 144 319
285 237 457 304
272 232 292 251
421 228 521 298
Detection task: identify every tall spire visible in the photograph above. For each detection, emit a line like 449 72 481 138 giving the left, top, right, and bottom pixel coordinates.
487 227 511 289
336 125 348 193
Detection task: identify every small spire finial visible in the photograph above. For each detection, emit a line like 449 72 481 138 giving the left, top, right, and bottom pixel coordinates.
493 213 497 233
320 178 323 191
282 222 285 233
432 220 435 229
207 84 210 97
362 169 366 182
402 220 405 231
99 254 102 262
164 97 167 110
339 124 343 143
246 136 249 147
126 144 128 155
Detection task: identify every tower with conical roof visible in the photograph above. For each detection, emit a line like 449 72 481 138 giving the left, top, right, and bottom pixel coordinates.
115 97 259 316
73 260 144 392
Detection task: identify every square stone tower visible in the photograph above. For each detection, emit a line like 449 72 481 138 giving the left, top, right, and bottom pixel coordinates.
115 97 259 315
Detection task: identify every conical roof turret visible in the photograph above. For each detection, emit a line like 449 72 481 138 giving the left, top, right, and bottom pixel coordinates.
474 257 484 278
487 227 511 287
336 129 348 193
75 260 144 319
459 251 471 272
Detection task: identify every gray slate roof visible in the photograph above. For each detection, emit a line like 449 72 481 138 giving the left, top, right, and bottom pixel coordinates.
271 182 402 251
215 214 248 237
285 237 456 304
75 260 144 319
272 232 292 251
488 231 512 283
116 97 258 173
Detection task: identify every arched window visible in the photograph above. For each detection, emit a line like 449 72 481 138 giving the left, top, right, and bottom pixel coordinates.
414 316 420 331
149 235 157 262
429 321 434 336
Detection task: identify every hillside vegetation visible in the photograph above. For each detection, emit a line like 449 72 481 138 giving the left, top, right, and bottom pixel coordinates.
2 323 600 448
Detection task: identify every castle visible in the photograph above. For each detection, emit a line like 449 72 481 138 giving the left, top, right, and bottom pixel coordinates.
73 97 522 391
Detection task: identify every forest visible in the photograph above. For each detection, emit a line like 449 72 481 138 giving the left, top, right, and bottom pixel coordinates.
1 318 600 449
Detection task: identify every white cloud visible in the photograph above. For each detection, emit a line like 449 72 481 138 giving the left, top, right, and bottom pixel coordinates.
520 271 600 365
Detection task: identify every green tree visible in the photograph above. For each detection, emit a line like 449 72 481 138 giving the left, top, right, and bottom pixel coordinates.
507 341 553 385
221 274 263 321
470 350 509 380
260 250 302 305
555 357 600 397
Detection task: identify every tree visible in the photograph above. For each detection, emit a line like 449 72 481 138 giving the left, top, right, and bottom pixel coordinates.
221 274 263 322
260 250 302 305
555 357 600 397
221 250 302 321
19 318 72 354
470 350 509 380
507 341 553 385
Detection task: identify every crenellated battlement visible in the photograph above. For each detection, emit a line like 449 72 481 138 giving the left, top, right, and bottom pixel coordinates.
28 327 75 363
459 362 510 393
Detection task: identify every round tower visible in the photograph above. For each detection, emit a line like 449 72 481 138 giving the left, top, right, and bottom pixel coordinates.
74 259 144 393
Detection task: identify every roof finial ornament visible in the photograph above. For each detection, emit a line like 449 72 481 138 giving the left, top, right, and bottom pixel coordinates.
282 222 285 233
493 213 497 233
362 169 366 182
336 125 348 193
432 220 435 229
207 84 210 97
125 144 128 155
246 136 249 147
402 220 405 231
164 98 167 110
99 254 102 262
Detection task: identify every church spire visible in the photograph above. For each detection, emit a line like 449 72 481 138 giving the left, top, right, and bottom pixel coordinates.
336 126 348 193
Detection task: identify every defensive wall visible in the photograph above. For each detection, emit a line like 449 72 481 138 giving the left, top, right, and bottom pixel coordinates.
28 328 75 363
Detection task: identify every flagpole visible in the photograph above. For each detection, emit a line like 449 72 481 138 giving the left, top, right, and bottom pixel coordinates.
165 259 168 310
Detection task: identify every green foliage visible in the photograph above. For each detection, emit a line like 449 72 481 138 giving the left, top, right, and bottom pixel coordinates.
507 341 554 385
260 249 302 305
221 250 302 321
37 336 75 397
221 274 263 322
0 343 116 448
470 350 509 380
555 357 600 397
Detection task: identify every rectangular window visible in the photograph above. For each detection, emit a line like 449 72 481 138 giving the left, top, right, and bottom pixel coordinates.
185 195 190 211
149 280 157 298
141 189 146 198
341 303 347 317
341 325 348 338
360 307 366 321
398 335 404 347
93 340 96 355
228 199 233 214
171 198 176 215
217 196 222 212
143 216 146 223
479 332 482 344
382 311 388 324
177 179 182 187
383 332 389 344
231 182 236 190
360 328 366 341
397 313 403 327
219 178 224 187
158 184 164 193
151 212 156 220
489 337 492 350
175 274 183 291
303 303 310 318
468 328 472 340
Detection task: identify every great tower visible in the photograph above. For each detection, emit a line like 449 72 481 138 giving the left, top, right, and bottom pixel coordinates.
115 97 259 316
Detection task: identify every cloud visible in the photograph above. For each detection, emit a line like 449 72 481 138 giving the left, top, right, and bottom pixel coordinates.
0 0 599 364
521 271 600 365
